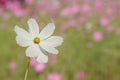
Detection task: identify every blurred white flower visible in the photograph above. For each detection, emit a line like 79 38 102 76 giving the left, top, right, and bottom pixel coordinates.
14 18 63 63
85 22 92 30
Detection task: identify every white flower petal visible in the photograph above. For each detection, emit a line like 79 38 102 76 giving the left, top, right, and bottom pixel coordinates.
36 52 48 63
27 18 39 35
16 36 32 47
40 42 59 54
41 36 63 47
39 23 55 40
26 45 40 57
15 25 32 47
14 25 30 39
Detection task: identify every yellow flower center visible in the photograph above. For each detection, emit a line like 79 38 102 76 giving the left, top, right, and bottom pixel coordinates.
34 37 40 44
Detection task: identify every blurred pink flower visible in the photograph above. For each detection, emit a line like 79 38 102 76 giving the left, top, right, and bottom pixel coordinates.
7 1 29 17
34 63 46 73
0 0 7 7
94 0 102 13
38 0 59 16
71 2 80 14
8 62 17 73
61 23 69 31
0 8 5 17
30 58 46 73
30 58 38 67
100 17 109 26
76 71 86 79
47 72 61 80
106 25 114 33
25 0 34 5
78 17 87 24
61 7 73 17
48 54 57 64
67 19 77 27
93 31 103 42
106 7 116 16
0 12 10 20
31 13 37 19
61 2 80 17
116 28 120 35
81 4 90 13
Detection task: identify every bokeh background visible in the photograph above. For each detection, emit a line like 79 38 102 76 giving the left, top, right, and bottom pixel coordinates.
0 0 120 80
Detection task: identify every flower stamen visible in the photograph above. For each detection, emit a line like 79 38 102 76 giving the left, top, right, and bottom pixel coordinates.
34 37 40 44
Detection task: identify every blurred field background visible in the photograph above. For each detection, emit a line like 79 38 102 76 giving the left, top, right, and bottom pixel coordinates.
0 0 120 80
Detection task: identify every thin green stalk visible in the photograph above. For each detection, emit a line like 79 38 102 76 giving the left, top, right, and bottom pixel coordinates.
24 58 30 80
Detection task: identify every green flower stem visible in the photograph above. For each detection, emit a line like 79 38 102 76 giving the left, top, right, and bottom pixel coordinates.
24 58 30 80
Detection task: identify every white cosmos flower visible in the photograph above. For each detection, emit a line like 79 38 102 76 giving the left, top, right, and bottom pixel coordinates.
14 18 63 63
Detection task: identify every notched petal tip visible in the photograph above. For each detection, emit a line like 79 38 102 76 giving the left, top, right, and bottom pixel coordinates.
46 23 55 32
27 18 39 35
59 37 64 45
27 18 37 26
28 18 36 21
14 25 19 32
39 23 56 40
48 23 55 29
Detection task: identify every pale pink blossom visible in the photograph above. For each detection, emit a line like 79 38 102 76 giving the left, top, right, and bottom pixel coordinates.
25 0 34 5
34 63 46 73
116 28 120 35
94 0 102 13
30 58 46 73
106 7 116 16
0 8 5 15
67 19 77 27
8 62 17 73
48 54 57 64
78 17 87 24
0 8 10 20
76 71 86 79
81 4 90 13
61 23 69 31
93 31 103 42
2 12 10 20
7 1 29 17
100 17 109 26
61 2 80 17
31 13 37 19
47 72 61 80
70 2 80 14
38 0 59 16
67 19 80 29
106 25 114 33
61 7 72 17
30 58 38 67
